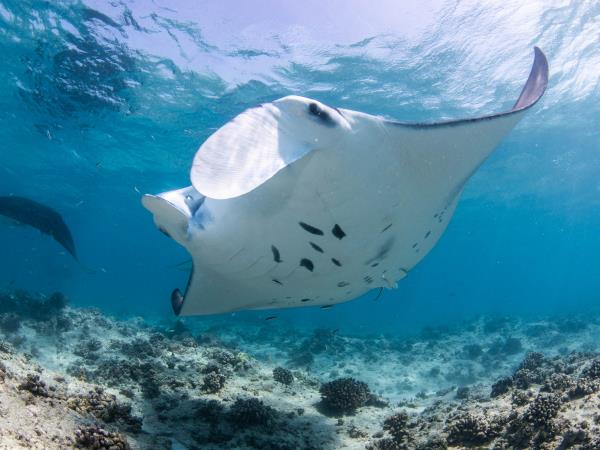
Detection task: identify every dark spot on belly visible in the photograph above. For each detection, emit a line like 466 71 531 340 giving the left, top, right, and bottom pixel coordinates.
424 231 431 239
337 281 349 287
364 275 373 285
309 242 324 253
412 243 418 249
271 245 282 263
331 258 342 267
332 224 346 240
301 298 311 303
365 237 395 266
300 258 314 272
381 224 392 232
299 222 324 236
272 279 282 285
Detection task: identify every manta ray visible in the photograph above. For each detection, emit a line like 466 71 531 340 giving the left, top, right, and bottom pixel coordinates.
0 196 78 260
143 47 548 316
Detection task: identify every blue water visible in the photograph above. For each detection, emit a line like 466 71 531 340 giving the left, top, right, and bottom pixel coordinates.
0 0 599 336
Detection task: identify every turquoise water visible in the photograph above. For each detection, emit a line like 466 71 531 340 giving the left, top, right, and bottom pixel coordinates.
0 0 599 335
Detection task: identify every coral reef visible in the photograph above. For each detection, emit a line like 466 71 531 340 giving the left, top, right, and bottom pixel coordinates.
3 288 600 449
273 366 294 385
490 376 513 397
74 426 130 450
67 387 141 432
226 397 278 427
319 377 371 416
202 370 226 393
0 290 68 320
523 393 562 426
0 312 21 333
445 412 500 446
18 373 49 397
383 411 410 442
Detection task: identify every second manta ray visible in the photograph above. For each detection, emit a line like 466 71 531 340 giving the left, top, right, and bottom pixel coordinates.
143 48 548 316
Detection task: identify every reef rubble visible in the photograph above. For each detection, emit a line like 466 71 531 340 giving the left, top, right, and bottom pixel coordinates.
0 289 600 449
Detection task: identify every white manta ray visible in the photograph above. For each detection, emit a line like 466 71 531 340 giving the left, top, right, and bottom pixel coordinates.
143 47 548 316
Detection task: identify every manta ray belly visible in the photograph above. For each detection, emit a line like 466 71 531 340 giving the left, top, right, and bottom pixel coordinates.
165 141 460 316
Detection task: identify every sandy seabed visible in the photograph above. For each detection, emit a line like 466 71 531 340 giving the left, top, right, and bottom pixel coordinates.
0 289 599 449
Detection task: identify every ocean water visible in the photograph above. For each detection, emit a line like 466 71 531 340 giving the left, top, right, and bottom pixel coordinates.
0 0 599 337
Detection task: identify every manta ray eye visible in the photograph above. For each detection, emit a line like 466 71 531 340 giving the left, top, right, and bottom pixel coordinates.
308 102 335 127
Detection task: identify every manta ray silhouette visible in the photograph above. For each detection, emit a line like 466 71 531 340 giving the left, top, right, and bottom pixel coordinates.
144 47 549 316
0 196 78 260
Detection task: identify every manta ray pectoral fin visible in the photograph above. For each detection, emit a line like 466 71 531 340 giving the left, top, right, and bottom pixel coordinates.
379 47 548 198
0 195 78 261
142 186 203 244
190 97 331 200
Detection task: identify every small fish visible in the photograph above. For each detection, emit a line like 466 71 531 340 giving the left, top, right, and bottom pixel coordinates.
265 316 277 321
320 305 333 309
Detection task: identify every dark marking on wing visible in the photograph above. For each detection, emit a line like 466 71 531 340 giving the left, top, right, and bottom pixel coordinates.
309 242 324 253
159 227 171 239
271 245 282 263
300 258 314 272
371 263 379 267
308 102 336 127
272 279 283 285
301 298 311 303
320 304 334 309
364 275 374 284
332 224 346 240
365 237 395 266
337 281 350 287
381 224 392 232
299 222 324 236
412 243 418 249
331 258 342 267
424 231 431 239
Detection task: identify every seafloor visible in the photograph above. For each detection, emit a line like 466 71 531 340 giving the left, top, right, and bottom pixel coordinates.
0 289 599 449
